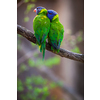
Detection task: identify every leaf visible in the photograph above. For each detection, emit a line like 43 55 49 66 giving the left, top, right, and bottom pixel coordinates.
77 36 83 42
36 59 44 66
32 75 47 86
17 79 24 91
27 85 33 90
34 88 40 97
31 42 36 47
17 86 24 91
20 64 27 72
42 86 48 92
31 0 36 2
44 57 60 67
24 0 30 3
17 79 23 86
42 87 49 98
70 41 76 46
25 4 35 14
24 17 29 22
71 46 81 53
33 52 39 57
28 59 35 67
26 92 33 99
25 77 32 84
34 88 42 93
35 76 43 85
50 82 56 88
20 94 27 100
18 34 22 38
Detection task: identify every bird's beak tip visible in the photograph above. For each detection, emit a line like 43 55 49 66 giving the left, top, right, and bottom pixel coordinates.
33 8 36 13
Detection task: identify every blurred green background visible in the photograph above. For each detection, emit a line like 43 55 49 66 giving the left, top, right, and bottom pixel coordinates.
17 0 84 100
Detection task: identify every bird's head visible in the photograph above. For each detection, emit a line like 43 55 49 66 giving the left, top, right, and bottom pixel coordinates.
34 6 46 15
47 10 58 21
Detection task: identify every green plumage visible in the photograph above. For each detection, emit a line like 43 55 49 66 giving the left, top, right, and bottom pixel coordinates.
48 14 64 52
33 8 50 59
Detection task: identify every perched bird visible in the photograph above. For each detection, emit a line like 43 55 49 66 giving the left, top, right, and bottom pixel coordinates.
33 6 50 59
47 10 64 52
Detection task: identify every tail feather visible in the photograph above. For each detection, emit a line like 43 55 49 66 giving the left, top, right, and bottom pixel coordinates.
39 42 46 59
51 42 60 50
39 45 42 52
50 41 60 53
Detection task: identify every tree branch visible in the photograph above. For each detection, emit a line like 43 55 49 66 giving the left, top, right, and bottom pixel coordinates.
17 24 84 63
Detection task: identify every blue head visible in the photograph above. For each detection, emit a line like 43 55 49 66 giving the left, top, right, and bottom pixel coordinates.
34 6 46 15
47 10 58 21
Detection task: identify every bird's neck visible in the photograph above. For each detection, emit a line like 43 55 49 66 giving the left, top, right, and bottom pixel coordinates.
52 14 59 22
38 9 47 15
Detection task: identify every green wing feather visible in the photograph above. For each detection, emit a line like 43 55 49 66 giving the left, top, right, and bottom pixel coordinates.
48 21 64 52
33 14 50 59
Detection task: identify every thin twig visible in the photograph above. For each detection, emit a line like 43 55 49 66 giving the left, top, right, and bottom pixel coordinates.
17 24 84 63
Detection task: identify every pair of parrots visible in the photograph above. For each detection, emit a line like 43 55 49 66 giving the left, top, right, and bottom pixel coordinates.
33 6 64 59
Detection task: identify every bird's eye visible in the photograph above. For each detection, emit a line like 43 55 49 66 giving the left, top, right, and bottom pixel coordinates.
49 13 52 15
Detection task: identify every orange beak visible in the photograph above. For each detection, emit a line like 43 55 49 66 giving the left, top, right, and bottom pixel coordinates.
33 8 36 13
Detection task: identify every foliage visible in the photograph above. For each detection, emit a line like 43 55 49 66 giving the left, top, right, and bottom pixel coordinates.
17 38 60 100
24 4 35 14
28 59 35 67
27 57 60 68
17 75 58 100
18 0 36 23
17 1 84 99
64 30 83 53
31 42 36 47
17 79 24 91
24 0 36 3
71 46 81 53
44 57 60 68
20 64 28 72
17 29 83 99
24 16 29 22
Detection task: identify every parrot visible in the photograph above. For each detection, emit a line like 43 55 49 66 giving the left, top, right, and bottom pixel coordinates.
33 6 50 59
47 10 64 53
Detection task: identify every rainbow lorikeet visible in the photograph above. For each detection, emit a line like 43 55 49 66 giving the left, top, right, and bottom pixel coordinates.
33 6 50 59
47 10 64 52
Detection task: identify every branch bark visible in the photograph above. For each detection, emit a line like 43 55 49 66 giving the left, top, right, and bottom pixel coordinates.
17 24 84 63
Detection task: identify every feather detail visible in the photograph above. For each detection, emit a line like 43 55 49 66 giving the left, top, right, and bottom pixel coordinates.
33 7 50 59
